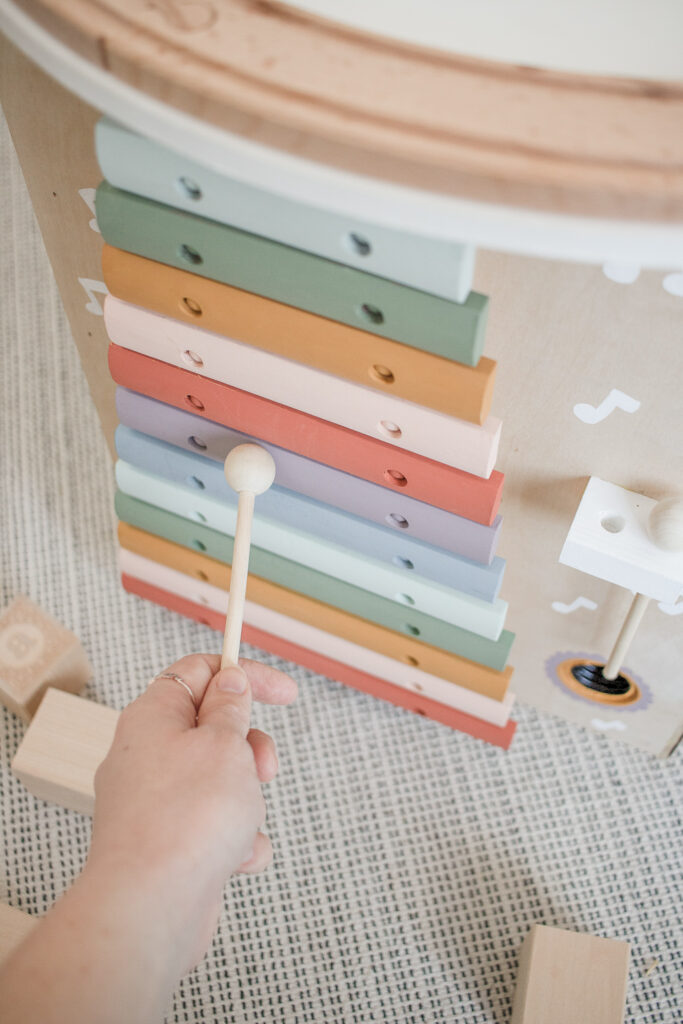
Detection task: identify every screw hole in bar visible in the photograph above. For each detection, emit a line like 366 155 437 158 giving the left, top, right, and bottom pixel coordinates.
392 556 414 570
386 513 409 529
185 395 205 411
345 232 372 256
186 475 205 490
179 243 203 266
384 469 407 488
359 303 384 325
192 539 207 552
191 510 208 523
188 435 208 451
195 569 209 581
396 593 416 606
404 655 419 667
404 624 420 636
176 176 202 201
182 349 203 367
181 297 202 317
369 364 395 385
378 420 402 440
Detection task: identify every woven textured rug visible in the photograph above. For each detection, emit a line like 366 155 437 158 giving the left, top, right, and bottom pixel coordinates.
1 113 681 1023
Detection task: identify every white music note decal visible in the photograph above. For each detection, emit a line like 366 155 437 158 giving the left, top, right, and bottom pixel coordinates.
573 388 640 425
590 719 627 732
78 188 100 233
657 599 683 616
78 278 108 316
551 597 598 615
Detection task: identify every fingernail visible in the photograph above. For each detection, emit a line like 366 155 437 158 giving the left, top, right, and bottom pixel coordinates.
216 666 247 693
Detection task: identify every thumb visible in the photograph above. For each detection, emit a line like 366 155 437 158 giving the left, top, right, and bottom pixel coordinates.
197 664 252 738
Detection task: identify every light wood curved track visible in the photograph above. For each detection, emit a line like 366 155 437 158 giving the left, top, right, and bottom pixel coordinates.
14 0 683 219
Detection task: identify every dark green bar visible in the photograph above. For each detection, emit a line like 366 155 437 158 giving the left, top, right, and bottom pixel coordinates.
116 492 513 670
97 182 488 365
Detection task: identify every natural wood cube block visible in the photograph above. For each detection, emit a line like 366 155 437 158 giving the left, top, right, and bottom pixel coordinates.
511 924 630 1024
12 689 118 815
0 597 93 721
0 903 37 964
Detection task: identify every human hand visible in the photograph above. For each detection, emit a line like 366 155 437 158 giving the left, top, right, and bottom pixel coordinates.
86 653 297 972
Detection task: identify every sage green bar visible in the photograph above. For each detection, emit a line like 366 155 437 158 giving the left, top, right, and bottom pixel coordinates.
97 182 489 365
116 493 513 670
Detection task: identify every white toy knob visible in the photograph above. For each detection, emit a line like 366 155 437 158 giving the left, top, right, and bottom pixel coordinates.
648 497 683 552
224 444 276 496
220 445 276 668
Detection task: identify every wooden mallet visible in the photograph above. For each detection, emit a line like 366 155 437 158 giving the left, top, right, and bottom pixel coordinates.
221 444 276 668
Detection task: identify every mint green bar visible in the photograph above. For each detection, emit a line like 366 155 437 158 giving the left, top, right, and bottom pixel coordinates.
97 182 489 365
116 493 513 670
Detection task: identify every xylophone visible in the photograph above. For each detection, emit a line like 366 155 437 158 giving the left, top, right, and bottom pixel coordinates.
94 117 517 749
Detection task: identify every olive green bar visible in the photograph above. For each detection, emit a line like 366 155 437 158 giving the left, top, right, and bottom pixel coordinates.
115 493 513 670
97 182 489 365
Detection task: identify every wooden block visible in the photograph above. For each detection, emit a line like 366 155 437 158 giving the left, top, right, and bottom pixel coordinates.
0 903 37 964
104 295 501 475
96 118 475 304
560 478 683 603
116 391 503 548
96 184 489 365
118 522 513 700
115 492 515 670
116 426 506 598
12 689 119 815
101 247 493 423
511 925 630 1024
119 547 514 723
0 597 93 722
115 460 509 639
109 348 505 527
121 572 517 750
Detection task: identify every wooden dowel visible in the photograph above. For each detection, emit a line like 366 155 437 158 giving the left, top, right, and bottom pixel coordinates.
603 592 650 680
221 490 255 668
220 444 276 669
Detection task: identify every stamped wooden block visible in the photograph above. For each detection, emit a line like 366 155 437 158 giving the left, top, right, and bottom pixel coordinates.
121 572 517 750
101 247 493 423
118 521 514 684
119 547 514 724
115 391 503 547
96 183 489 365
0 597 93 721
96 118 476 304
116 492 514 669
115 459 508 639
12 688 119 815
105 296 501 474
116 427 506 598
0 903 37 964
511 924 630 1024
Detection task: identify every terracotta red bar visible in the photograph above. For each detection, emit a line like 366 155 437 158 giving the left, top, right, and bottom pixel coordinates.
109 344 503 524
121 573 517 749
